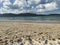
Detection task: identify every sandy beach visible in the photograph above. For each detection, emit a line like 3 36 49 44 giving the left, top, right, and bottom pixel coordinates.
0 21 60 45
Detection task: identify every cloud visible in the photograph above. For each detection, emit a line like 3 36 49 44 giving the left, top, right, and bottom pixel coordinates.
3 0 11 9
0 0 26 14
0 0 3 3
26 0 58 14
27 0 41 5
0 0 59 14
35 2 58 13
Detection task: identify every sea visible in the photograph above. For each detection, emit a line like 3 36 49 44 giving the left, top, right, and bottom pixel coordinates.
0 16 60 21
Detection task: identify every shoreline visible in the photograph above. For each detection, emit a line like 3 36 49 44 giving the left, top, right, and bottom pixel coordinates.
0 20 60 23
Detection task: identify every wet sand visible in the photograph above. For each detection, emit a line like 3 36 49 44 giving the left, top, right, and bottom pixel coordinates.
0 21 60 45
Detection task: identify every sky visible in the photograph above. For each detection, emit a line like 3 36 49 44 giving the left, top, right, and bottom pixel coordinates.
0 0 60 14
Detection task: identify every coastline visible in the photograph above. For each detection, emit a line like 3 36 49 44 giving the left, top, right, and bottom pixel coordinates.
0 20 60 23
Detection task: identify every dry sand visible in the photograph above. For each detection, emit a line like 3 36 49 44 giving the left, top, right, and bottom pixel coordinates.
0 21 60 45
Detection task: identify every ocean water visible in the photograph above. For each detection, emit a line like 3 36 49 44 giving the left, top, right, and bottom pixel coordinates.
0 16 60 21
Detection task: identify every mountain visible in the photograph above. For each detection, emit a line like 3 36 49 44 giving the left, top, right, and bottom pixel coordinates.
0 13 60 17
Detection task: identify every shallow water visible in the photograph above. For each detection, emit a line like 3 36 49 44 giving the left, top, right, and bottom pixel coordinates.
0 16 60 21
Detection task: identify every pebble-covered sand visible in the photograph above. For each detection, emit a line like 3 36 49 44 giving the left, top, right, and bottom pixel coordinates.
0 21 60 45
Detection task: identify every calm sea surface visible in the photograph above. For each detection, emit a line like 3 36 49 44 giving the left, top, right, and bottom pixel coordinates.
0 16 60 21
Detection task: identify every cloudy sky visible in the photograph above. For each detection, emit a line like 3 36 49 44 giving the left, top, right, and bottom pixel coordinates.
0 0 60 14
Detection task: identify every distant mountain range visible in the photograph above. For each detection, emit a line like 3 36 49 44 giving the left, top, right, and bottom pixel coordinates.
0 13 60 17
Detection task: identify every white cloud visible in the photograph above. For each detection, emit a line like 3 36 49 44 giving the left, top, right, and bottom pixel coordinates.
0 0 27 14
27 0 41 5
45 2 58 10
0 0 3 3
13 0 26 7
35 2 58 13
3 2 11 9
0 0 59 14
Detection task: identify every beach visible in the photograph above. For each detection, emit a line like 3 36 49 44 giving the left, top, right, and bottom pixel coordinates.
0 21 60 45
